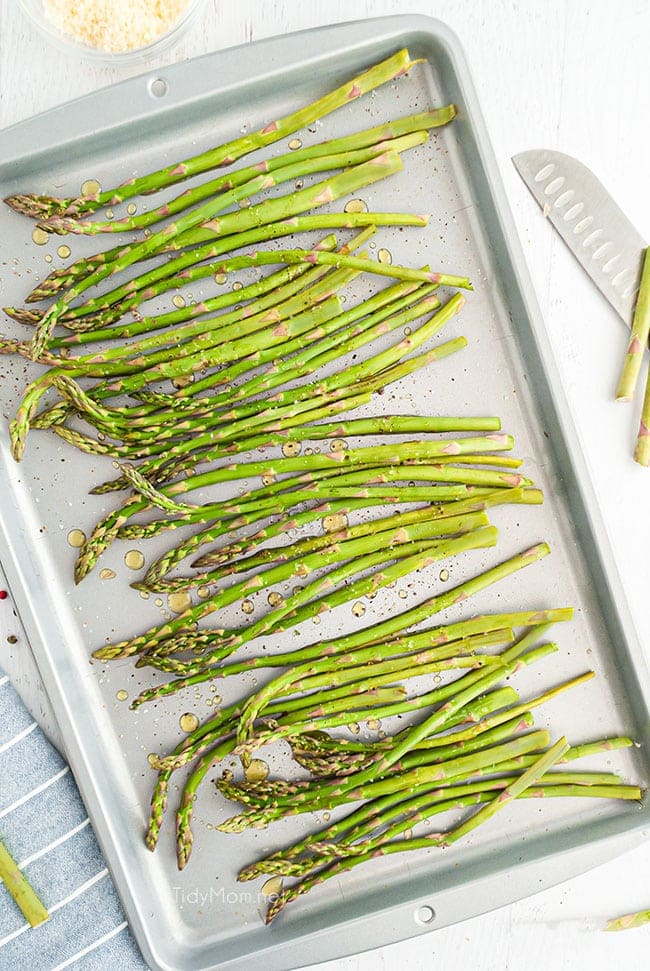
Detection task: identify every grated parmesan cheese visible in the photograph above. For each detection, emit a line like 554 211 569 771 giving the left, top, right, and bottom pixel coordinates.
43 0 191 53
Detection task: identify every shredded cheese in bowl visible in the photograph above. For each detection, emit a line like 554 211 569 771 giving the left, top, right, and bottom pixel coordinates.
42 0 192 54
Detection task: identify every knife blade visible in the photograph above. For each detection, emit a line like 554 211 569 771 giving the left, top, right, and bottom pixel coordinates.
512 149 646 326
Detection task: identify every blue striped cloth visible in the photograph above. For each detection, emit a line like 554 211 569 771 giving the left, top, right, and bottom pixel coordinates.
0 668 146 970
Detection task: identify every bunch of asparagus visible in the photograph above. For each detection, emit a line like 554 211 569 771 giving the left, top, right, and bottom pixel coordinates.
615 246 650 465
1 48 640 925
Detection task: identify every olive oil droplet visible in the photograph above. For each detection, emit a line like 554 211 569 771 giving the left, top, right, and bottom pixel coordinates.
261 876 283 898
180 712 199 732
288 138 302 150
124 549 145 570
281 441 301 457
377 248 392 264
323 513 347 533
116 689 128 702
242 599 254 615
81 179 100 196
352 601 366 617
67 528 86 548
215 271 227 284
344 198 368 213
99 568 116 580
439 568 450 582
168 591 192 613
32 227 49 246
172 294 186 308
57 244 71 259
126 202 137 215
172 374 193 389
244 759 269 783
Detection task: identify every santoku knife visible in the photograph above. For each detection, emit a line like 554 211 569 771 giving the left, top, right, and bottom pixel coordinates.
512 149 646 327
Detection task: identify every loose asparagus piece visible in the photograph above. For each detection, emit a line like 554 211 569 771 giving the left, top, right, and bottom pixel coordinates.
616 246 650 401
633 363 650 466
5 49 422 218
605 909 650 931
0 837 50 927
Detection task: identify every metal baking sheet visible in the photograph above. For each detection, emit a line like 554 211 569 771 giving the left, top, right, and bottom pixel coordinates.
1 15 649 971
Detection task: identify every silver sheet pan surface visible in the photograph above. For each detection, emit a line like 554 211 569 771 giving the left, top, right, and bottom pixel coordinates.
0 16 649 971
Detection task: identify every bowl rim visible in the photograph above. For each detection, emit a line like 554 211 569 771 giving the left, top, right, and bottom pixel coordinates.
16 0 207 63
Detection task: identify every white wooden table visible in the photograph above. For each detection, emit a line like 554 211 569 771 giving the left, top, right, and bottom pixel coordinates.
1 1 649 967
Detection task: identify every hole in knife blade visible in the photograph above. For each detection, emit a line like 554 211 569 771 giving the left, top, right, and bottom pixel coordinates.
534 163 555 182
573 216 593 234
554 189 575 208
544 176 565 195
583 229 604 248
602 254 621 274
612 268 632 288
592 242 613 260
564 202 584 221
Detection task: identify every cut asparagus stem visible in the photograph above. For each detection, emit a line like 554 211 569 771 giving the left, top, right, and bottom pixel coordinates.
604 910 650 931
0 837 50 928
616 246 650 401
633 362 650 466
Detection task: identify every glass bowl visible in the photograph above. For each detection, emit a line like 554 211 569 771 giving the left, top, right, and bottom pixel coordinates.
17 0 207 65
